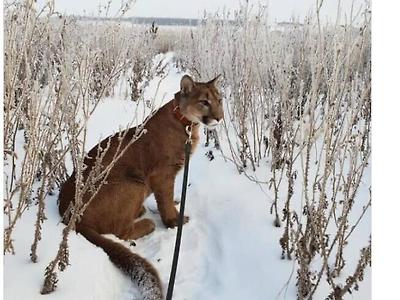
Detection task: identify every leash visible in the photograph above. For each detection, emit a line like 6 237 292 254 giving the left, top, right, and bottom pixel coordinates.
166 124 193 300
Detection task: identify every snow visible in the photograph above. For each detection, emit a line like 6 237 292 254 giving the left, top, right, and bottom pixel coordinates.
4 53 370 300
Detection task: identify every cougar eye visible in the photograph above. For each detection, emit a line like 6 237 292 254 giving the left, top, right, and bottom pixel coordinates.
200 100 210 106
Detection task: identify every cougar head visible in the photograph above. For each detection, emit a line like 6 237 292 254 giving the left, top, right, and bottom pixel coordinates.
177 74 224 129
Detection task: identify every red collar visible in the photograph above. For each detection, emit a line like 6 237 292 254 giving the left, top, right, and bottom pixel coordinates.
172 99 194 127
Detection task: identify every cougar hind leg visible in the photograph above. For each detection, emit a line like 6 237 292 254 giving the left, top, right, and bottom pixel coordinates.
117 218 156 241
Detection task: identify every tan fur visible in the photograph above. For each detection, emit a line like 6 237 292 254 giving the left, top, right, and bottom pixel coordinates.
58 75 223 299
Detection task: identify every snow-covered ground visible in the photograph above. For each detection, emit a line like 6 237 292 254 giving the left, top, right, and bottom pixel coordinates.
4 53 371 300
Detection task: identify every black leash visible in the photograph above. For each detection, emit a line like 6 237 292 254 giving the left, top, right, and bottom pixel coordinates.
166 126 193 300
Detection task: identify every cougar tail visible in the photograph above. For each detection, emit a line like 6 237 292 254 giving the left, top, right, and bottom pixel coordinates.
76 224 163 300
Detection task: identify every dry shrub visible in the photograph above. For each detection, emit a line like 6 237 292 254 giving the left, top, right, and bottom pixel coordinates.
176 2 371 298
3 0 163 293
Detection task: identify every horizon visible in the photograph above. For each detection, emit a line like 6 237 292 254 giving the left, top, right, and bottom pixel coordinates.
34 0 368 24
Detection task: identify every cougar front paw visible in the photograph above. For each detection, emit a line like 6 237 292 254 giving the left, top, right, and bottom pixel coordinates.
164 215 189 228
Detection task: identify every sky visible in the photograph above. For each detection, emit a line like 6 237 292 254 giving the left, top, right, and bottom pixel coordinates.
35 0 367 23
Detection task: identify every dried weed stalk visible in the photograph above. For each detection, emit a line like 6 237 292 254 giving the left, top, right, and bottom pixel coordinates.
4 0 164 293
176 1 371 298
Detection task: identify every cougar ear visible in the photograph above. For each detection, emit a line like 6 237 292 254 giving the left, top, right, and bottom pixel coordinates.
207 74 222 86
180 75 195 95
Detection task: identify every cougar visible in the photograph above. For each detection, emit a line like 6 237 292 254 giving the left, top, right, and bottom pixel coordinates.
58 74 223 300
